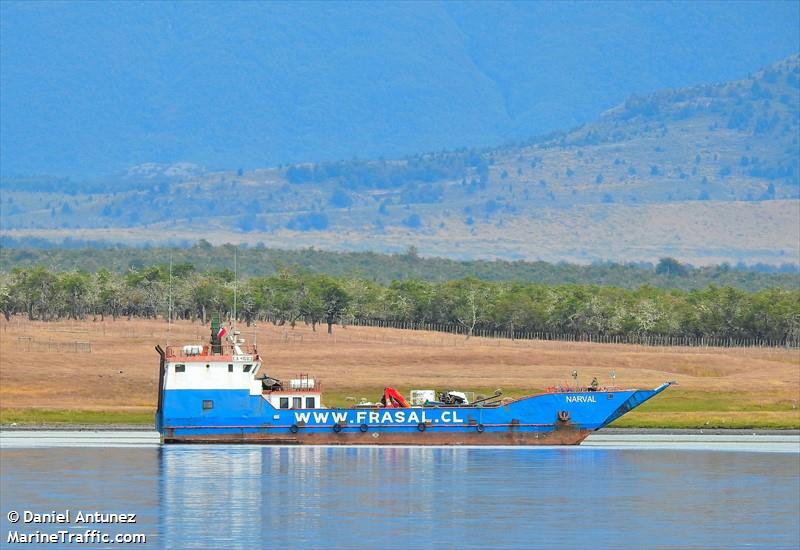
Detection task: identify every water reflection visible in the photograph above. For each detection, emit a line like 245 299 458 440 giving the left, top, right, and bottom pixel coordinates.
156 446 800 549
2 446 798 549
160 446 262 549
0 448 160 548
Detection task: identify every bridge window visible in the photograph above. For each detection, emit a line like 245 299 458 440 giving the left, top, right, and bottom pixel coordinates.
279 397 289 409
175 364 185 373
292 397 302 409
305 397 315 409
228 364 233 373
243 364 252 373
202 400 214 410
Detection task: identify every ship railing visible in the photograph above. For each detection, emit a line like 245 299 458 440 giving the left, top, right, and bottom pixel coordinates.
264 382 323 393
165 343 258 358
264 374 322 393
544 385 620 393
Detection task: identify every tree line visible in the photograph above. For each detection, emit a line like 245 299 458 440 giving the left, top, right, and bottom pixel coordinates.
285 150 490 189
1 242 798 292
1 265 798 344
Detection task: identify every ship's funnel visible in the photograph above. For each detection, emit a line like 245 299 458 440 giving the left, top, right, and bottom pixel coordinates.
210 313 222 354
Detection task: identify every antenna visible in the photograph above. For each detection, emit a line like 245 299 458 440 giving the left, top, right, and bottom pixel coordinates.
167 253 173 347
233 246 237 333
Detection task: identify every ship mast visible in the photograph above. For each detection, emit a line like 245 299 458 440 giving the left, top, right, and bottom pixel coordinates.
232 246 243 355
167 253 173 347
233 246 237 334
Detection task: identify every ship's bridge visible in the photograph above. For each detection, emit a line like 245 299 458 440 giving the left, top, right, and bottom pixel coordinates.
263 375 324 410
163 343 264 395
165 343 259 362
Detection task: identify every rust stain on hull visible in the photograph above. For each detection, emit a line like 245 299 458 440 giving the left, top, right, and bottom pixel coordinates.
164 428 591 446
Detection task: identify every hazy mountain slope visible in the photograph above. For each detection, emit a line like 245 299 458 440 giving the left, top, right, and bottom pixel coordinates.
1 1 798 177
443 2 800 136
1 55 798 265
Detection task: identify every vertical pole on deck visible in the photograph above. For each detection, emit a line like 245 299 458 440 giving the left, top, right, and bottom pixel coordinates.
167 253 172 348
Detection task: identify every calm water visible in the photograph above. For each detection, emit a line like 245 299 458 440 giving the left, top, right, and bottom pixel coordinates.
2 443 799 549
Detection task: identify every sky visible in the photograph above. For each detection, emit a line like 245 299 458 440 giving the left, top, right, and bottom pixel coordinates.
1 0 799 178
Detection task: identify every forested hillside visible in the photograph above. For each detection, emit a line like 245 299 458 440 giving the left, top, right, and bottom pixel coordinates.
1 242 798 292
2 55 798 265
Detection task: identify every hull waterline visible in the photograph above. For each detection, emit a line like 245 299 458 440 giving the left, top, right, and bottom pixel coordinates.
162 427 592 446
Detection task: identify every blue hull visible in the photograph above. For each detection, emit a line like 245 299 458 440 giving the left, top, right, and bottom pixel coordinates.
157 384 672 445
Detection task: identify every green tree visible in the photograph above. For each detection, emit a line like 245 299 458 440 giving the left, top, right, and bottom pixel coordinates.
444 278 493 338
59 271 92 320
656 257 689 277
11 267 60 320
313 277 349 334
95 269 123 320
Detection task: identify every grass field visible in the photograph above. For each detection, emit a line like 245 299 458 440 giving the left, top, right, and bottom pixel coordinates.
5 199 799 266
1 317 798 428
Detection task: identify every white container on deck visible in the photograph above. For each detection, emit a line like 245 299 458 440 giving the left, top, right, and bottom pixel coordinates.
182 345 203 356
410 390 436 406
290 378 316 390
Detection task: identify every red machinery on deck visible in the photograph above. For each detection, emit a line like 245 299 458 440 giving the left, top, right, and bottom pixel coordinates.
380 387 411 408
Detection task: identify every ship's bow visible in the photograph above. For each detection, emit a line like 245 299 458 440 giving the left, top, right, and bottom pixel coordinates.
596 382 676 430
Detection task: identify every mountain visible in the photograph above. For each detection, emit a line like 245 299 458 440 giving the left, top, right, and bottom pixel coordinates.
1 54 799 266
1 1 799 177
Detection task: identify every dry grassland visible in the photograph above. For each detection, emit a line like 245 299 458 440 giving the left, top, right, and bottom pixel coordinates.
5 199 799 266
1 317 798 427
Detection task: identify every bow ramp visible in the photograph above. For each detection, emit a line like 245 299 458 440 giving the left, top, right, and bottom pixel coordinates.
597 382 676 429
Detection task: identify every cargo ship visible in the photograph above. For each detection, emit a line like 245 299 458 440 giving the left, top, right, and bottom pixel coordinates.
155 320 673 445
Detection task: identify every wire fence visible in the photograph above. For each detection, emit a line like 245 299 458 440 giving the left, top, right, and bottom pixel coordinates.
4 316 798 350
16 336 92 353
345 318 799 349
